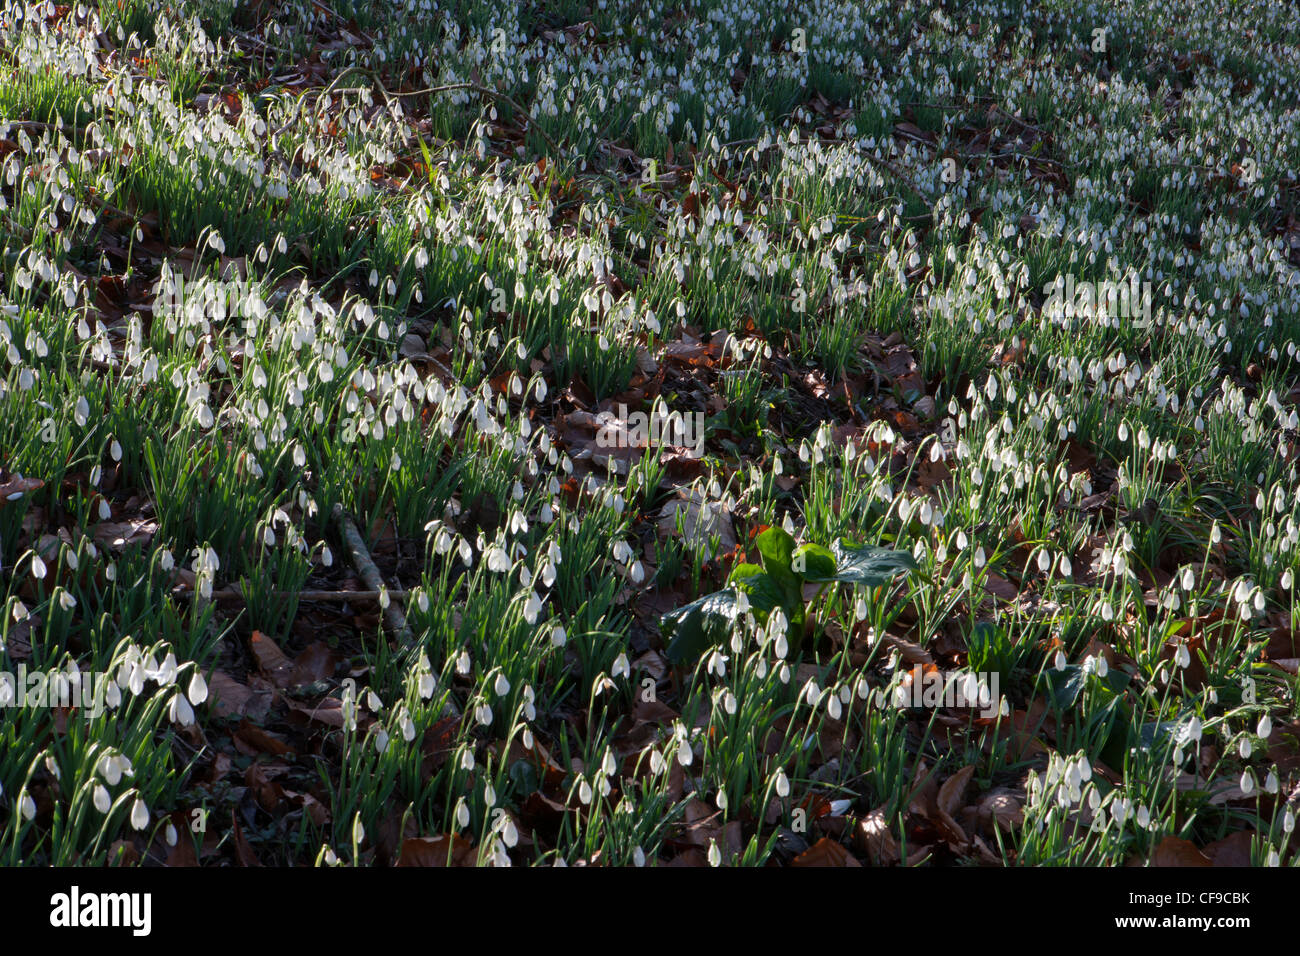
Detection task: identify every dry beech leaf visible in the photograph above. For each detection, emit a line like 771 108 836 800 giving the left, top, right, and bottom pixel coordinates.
249 630 295 688
1149 836 1211 867
791 837 861 867
853 809 900 865
937 765 975 818
977 790 1024 832
207 671 273 722
1203 830 1254 867
396 834 477 867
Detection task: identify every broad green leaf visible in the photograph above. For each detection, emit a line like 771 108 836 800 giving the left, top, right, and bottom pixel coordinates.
727 562 766 583
1138 713 1203 752
756 526 799 593
728 566 785 619
1043 664 1129 710
661 588 747 665
791 543 838 582
828 541 917 586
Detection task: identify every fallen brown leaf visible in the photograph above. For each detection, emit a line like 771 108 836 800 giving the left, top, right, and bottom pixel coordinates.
791 837 861 867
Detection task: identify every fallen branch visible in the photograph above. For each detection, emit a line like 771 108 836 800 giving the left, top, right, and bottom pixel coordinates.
330 505 462 720
331 503 414 645
176 587 410 603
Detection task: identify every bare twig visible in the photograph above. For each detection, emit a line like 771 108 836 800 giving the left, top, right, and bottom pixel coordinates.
331 503 413 645
176 587 410 603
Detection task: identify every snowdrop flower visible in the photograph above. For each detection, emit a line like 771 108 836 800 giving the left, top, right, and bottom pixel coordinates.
773 769 790 798
187 670 208 705
612 653 630 679
130 797 149 830
169 692 195 726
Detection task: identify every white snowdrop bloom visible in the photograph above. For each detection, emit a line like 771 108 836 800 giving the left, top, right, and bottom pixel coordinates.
523 591 543 624
648 747 668 775
20 793 36 821
93 784 111 814
551 625 567 647
99 754 123 786
612 653 630 679
1240 771 1255 795
1257 715 1272 738
169 692 195 726
773 769 790 798
677 737 693 767
1239 738 1252 759
183 671 208 707
130 797 149 830
707 650 727 678
494 672 511 696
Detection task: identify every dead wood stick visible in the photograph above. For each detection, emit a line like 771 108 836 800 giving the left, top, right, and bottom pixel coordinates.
331 503 413 645
176 587 410 603
330 505 462 720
